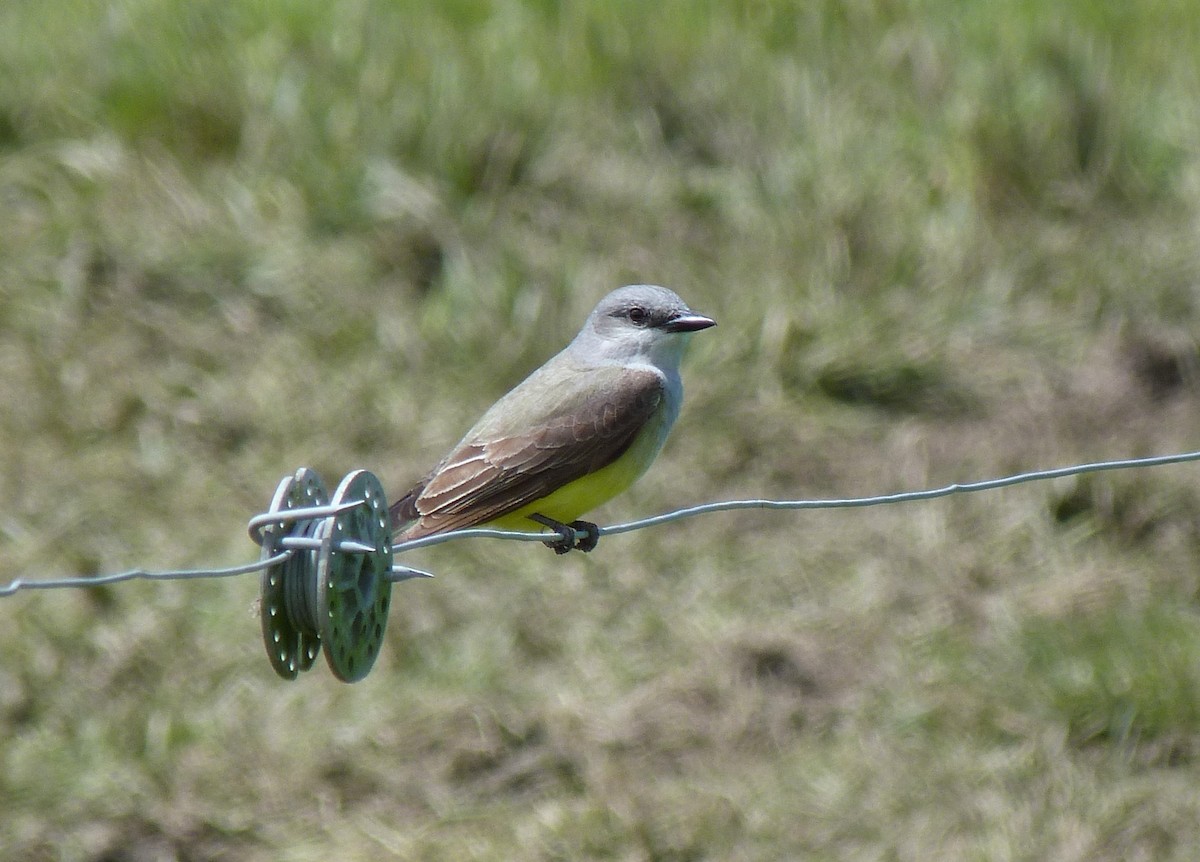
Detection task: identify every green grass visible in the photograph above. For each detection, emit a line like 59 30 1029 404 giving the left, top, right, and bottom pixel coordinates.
4 0 1200 859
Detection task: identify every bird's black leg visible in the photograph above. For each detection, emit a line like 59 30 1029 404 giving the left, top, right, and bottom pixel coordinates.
569 520 600 553
528 514 600 554
528 514 575 554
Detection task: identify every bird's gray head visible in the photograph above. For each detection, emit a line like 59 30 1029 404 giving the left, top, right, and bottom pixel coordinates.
569 284 716 371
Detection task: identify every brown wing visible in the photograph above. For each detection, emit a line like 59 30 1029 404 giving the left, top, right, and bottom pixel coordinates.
391 365 664 537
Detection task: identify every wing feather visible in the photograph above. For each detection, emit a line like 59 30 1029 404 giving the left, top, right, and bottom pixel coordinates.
391 363 664 537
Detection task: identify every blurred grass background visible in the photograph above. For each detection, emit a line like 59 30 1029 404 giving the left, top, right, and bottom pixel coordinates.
3 0 1200 859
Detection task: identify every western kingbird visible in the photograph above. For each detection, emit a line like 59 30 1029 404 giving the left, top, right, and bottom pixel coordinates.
390 284 716 553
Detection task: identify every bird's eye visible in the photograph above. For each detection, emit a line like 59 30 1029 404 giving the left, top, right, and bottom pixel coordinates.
628 306 649 326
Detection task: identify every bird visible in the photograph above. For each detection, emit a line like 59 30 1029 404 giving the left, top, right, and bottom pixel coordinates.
390 284 716 553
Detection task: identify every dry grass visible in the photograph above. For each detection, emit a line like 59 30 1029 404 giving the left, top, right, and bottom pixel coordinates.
4 1 1200 860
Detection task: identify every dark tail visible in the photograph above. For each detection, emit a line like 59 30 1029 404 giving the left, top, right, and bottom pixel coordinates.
389 480 425 531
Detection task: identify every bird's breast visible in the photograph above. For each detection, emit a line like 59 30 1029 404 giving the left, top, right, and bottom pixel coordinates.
486 394 677 529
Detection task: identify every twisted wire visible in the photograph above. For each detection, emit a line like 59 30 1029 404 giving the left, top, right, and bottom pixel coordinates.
4 450 1198 595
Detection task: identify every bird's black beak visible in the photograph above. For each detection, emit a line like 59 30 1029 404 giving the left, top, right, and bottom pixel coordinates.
663 312 716 333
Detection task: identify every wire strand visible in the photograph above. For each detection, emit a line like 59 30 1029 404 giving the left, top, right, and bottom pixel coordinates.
389 450 1200 551
0 553 291 597
4 450 1199 593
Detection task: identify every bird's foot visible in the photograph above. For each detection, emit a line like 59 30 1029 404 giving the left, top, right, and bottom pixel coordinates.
529 514 600 554
569 520 600 552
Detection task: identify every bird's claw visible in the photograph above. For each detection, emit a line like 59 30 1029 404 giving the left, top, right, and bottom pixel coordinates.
569 520 600 552
529 515 600 554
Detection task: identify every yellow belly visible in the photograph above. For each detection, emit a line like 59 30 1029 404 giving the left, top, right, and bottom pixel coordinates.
486 412 669 529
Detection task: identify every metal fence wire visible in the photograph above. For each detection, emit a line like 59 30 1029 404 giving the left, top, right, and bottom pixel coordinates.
3 451 1198 681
